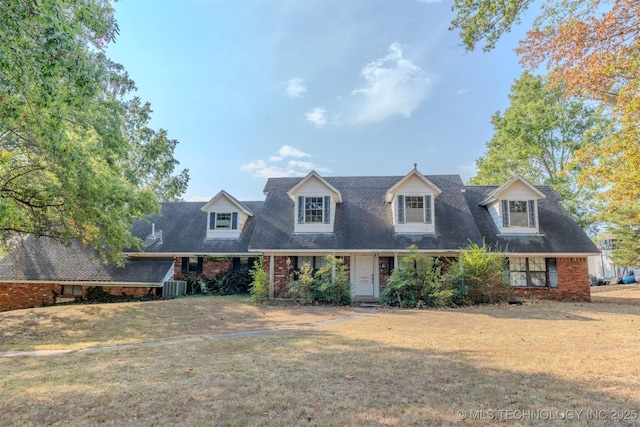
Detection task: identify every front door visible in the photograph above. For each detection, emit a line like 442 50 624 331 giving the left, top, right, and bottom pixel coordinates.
354 255 376 297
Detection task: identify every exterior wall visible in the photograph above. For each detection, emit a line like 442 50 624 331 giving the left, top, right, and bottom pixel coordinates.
0 282 60 311
510 257 591 302
379 256 393 295
173 257 233 281
266 256 293 298
266 255 352 298
0 283 154 312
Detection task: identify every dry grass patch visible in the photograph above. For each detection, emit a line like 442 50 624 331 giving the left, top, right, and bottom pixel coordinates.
591 283 640 305
1 299 640 426
0 296 350 351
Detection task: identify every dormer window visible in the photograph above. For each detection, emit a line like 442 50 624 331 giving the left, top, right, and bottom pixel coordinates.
479 176 544 235
398 195 432 224
288 171 342 234
210 212 237 230
386 168 440 234
298 196 329 224
201 190 253 239
502 200 536 228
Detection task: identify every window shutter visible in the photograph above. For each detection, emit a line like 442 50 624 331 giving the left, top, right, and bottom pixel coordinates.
528 200 536 228
324 195 331 224
196 257 204 274
501 200 509 227
209 212 216 230
232 257 240 273
232 212 238 229
181 257 188 274
297 196 304 224
424 195 432 224
397 195 405 224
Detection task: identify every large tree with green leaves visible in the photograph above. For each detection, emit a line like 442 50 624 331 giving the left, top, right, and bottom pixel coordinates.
451 0 640 258
0 0 188 264
470 71 608 232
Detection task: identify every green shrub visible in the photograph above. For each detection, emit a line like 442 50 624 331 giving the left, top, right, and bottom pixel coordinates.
315 255 352 305
249 258 269 301
381 245 450 308
289 262 322 304
456 240 510 304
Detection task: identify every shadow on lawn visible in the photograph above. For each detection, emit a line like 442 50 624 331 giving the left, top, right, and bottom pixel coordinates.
1 328 638 426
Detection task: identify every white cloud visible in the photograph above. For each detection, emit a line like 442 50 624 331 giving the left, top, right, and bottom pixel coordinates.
286 78 307 98
306 107 328 127
456 88 468 95
350 43 430 123
279 145 310 158
241 146 330 178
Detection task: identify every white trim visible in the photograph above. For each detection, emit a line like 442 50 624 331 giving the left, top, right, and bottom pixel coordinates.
385 168 442 203
480 176 546 206
200 190 254 216
286 170 343 203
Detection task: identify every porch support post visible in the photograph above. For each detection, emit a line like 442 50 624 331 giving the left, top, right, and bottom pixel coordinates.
269 254 275 299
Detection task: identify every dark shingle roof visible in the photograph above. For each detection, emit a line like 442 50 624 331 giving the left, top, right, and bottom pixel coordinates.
249 175 485 251
0 237 172 285
463 185 599 254
129 201 264 254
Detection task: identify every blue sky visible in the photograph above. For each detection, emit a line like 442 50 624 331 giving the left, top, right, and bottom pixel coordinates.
107 0 529 201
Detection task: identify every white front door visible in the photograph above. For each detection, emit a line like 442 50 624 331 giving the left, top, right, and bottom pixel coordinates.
354 255 376 297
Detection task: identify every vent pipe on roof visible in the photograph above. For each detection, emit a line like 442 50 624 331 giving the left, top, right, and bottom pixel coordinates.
151 223 156 239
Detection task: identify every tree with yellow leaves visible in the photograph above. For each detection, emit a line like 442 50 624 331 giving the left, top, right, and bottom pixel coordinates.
451 0 640 259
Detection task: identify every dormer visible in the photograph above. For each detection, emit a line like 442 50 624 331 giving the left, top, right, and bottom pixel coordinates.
201 190 253 239
385 167 442 234
479 176 546 235
287 171 342 234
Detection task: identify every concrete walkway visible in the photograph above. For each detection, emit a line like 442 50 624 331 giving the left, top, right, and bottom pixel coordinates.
0 308 378 358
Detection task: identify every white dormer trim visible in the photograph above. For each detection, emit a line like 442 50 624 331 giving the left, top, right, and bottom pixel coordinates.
287 170 342 203
386 168 441 234
479 176 546 235
385 168 442 203
201 190 253 239
287 171 341 233
479 176 546 206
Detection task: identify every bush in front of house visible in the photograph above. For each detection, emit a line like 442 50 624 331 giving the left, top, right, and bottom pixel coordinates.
249 258 269 301
316 255 352 305
381 245 455 308
381 242 509 308
454 240 510 304
289 255 352 305
185 264 253 296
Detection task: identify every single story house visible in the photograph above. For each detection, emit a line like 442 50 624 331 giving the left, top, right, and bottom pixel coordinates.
0 168 598 311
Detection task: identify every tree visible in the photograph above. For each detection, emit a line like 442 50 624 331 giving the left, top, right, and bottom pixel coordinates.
451 0 640 255
470 71 608 232
0 0 188 263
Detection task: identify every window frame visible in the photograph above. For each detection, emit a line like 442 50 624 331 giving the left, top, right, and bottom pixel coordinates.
397 194 433 225
502 199 536 228
507 257 556 288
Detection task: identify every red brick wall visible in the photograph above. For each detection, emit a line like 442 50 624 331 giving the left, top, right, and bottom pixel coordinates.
268 256 294 298
0 283 156 312
173 257 233 281
510 257 591 302
0 282 60 311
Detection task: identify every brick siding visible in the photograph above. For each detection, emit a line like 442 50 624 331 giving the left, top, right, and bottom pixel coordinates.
510 257 591 302
173 257 233 281
0 283 155 312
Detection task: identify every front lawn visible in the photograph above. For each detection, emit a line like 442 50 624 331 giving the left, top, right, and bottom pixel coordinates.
1 297 639 426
